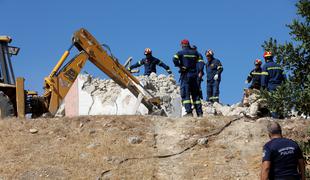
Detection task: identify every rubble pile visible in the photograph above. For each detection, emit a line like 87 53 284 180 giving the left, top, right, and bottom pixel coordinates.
202 91 263 117
76 73 182 117
63 73 264 118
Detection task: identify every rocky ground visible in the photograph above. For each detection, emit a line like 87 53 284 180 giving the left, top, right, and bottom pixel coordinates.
0 115 309 179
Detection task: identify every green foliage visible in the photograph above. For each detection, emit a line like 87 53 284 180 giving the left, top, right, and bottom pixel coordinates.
261 0 310 117
298 127 310 178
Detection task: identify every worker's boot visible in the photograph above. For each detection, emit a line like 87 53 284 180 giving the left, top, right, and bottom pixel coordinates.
197 113 203 118
183 112 193 117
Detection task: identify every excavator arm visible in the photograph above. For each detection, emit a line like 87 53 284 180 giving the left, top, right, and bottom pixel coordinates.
40 28 162 116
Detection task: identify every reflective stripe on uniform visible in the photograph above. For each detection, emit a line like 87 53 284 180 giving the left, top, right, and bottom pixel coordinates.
209 96 219 100
217 66 223 70
184 55 197 58
182 100 191 104
198 59 204 62
251 72 262 75
261 71 269 75
158 61 163 65
282 71 286 75
267 67 283 70
138 61 142 65
193 100 201 105
174 55 179 59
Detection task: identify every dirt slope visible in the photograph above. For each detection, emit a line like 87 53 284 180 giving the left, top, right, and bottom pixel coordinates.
0 116 308 179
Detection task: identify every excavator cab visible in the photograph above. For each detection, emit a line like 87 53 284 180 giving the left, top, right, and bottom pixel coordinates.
0 36 21 117
0 36 18 84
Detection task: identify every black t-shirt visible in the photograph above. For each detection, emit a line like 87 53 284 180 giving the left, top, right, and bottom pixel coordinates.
262 138 303 179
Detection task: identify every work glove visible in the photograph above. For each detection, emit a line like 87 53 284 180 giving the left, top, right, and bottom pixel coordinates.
214 74 219 81
180 66 187 72
167 69 172 74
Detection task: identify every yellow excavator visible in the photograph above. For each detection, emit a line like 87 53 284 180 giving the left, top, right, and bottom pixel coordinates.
0 28 163 118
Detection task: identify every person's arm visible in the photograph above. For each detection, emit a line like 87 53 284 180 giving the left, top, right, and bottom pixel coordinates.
261 65 269 89
217 60 223 75
128 59 144 70
298 158 306 180
173 53 181 67
246 71 253 83
157 59 172 74
197 61 205 79
261 145 272 180
261 161 271 180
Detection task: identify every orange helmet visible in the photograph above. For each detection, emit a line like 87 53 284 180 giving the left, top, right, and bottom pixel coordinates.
263 51 273 58
206 49 214 57
144 48 152 55
254 59 262 65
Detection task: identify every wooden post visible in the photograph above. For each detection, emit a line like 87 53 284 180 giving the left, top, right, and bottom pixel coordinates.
16 77 25 118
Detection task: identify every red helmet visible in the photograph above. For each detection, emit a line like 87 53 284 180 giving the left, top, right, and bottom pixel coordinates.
263 51 273 58
144 48 152 55
254 59 262 65
181 39 189 45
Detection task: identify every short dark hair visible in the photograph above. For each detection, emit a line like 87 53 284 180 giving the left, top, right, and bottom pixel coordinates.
267 122 282 135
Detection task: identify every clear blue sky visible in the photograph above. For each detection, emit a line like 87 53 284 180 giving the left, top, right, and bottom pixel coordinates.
1 0 297 105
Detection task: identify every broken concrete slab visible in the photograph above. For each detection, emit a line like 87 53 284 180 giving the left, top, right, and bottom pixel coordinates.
64 73 182 117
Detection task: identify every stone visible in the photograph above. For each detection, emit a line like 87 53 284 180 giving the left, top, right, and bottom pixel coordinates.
127 136 142 144
55 102 65 117
29 128 38 134
80 152 90 159
86 143 100 149
157 74 166 79
213 102 232 116
149 73 157 80
249 102 259 117
197 137 209 146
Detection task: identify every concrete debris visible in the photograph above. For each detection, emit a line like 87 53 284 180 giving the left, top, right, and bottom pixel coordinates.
127 136 142 144
86 143 100 149
29 128 38 134
63 73 267 118
197 137 209 146
64 73 182 117
201 89 267 117
54 102 65 117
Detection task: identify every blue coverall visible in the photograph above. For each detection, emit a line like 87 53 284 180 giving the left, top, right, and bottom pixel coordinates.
261 60 286 91
261 59 286 118
129 56 171 76
173 47 204 116
196 52 205 99
247 67 263 89
205 58 223 102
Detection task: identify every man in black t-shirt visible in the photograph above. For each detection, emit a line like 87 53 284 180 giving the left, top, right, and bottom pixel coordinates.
261 122 305 180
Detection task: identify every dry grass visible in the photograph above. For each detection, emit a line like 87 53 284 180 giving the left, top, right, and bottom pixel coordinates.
0 115 308 179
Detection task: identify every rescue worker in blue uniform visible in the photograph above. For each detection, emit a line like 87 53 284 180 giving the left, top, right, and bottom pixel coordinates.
192 45 205 99
246 59 263 90
261 51 286 91
173 39 203 117
128 48 172 76
205 49 223 103
261 122 305 180
261 51 286 119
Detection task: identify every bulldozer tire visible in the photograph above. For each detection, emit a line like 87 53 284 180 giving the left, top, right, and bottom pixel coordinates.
0 91 14 118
